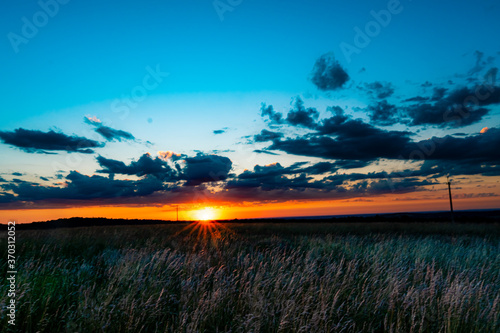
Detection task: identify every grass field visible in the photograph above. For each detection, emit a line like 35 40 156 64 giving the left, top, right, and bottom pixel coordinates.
1 221 499 332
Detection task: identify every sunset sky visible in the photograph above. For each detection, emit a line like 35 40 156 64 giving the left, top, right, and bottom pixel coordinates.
1 0 499 222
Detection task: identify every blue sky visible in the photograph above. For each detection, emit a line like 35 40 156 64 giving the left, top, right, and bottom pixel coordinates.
1 0 499 220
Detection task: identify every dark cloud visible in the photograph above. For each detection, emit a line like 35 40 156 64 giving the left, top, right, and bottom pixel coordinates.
467 50 485 76
402 96 429 103
322 171 437 194
310 53 349 91
225 161 343 195
238 162 297 180
485 67 498 85
467 50 495 76
431 87 448 101
0 192 16 204
95 127 135 141
334 160 371 170
260 98 342 131
224 161 436 202
285 97 319 128
97 153 175 180
365 100 400 126
384 128 500 180
3 171 165 202
407 128 500 163
84 117 135 142
357 178 435 195
237 161 351 182
227 162 320 192
315 106 348 134
261 103 284 124
182 153 232 186
4 53 500 209
3 126 497 207
404 85 500 127
419 159 500 178
268 131 410 162
98 151 234 186
300 161 338 175
253 149 280 155
12 172 23 176
0 151 237 208
0 128 104 154
227 173 317 192
256 95 499 184
364 81 394 99
406 103 488 128
254 129 283 142
257 100 411 161
446 86 500 106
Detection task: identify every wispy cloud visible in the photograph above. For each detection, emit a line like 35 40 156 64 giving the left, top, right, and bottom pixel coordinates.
84 116 135 142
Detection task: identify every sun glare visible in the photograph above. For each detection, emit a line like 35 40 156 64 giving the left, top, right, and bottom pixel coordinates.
194 207 217 221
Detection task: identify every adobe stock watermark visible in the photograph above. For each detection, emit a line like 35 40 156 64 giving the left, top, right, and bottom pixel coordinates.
213 0 243 21
339 0 409 63
6 221 17 326
7 0 71 54
111 64 169 120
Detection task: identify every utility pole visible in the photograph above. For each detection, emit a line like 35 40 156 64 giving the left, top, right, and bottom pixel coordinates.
176 206 179 222
447 177 455 223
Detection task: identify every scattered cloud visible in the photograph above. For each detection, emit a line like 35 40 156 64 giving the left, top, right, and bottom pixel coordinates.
402 96 429 103
3 171 165 202
2 53 499 209
310 53 349 91
84 116 135 142
431 87 448 101
182 153 232 186
213 127 229 135
363 81 394 99
365 100 401 126
0 128 104 154
261 103 284 124
254 129 283 142
404 85 500 127
286 97 320 128
97 153 175 180
467 50 495 76
253 149 280 155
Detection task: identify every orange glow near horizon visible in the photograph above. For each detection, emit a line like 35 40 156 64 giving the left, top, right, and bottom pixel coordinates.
2 188 500 224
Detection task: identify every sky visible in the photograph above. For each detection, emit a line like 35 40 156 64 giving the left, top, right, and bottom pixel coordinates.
1 0 499 222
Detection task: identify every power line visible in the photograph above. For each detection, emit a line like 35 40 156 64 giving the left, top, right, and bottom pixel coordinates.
447 176 455 223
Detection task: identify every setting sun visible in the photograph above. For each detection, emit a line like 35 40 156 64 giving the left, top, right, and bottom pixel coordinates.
194 207 217 221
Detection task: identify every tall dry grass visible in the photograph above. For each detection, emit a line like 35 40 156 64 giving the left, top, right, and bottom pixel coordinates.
0 222 499 332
